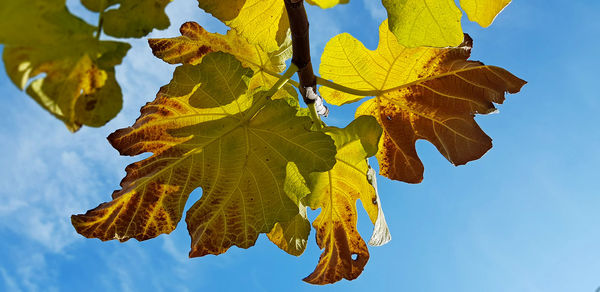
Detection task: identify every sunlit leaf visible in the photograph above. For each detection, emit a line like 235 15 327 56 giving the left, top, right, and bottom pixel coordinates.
382 0 512 47
81 0 172 38
71 52 337 257
196 0 289 52
305 0 349 9
303 116 383 284
267 163 312 256
460 0 512 27
149 21 292 92
0 0 130 131
319 20 526 183
267 202 311 256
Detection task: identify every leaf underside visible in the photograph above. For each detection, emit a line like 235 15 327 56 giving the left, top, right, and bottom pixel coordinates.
72 52 337 258
319 20 526 183
1 0 174 131
382 0 513 47
303 116 384 284
0 0 130 131
81 0 172 38
65 0 526 286
196 0 290 52
149 21 292 94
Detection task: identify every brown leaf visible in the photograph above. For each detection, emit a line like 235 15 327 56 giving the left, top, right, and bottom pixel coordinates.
320 20 526 183
303 116 383 284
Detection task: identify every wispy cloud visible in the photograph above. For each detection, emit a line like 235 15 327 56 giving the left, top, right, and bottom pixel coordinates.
0 268 23 292
0 110 121 252
0 1 216 290
162 237 188 264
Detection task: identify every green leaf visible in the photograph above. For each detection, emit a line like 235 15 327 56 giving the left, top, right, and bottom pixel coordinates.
267 201 311 256
81 0 172 38
267 163 312 256
71 52 337 257
382 0 513 47
0 0 131 131
303 116 384 285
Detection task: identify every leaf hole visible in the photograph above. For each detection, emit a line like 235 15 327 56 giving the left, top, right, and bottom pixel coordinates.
351 253 358 261
386 116 392 121
372 198 377 205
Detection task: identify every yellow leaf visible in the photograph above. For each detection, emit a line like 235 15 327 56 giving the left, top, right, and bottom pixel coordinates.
382 0 512 47
303 116 383 284
0 0 130 131
71 53 337 257
149 22 292 93
197 0 289 52
319 20 526 183
382 0 463 47
460 0 512 27
305 0 349 9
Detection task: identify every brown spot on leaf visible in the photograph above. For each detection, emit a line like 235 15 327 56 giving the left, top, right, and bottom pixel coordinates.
196 45 212 59
85 98 97 111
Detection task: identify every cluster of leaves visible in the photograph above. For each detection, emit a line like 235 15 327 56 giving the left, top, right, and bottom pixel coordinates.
0 0 170 131
1 0 525 285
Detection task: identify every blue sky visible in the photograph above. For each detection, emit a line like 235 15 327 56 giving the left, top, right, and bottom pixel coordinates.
1 0 600 291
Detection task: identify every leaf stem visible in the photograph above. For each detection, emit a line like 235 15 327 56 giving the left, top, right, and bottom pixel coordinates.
261 66 324 129
266 68 470 102
95 0 106 40
316 77 379 97
264 63 299 99
261 68 375 97
243 64 299 121
308 103 324 130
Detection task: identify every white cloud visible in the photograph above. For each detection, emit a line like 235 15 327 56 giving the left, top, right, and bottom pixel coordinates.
0 108 121 253
0 248 59 292
0 1 273 290
0 1 207 288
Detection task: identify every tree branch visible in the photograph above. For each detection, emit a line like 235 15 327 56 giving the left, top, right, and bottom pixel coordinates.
284 0 316 104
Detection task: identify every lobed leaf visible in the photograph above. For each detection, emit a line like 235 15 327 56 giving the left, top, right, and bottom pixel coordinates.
149 22 292 92
72 52 337 257
81 0 172 38
303 116 384 284
319 20 526 183
0 0 130 131
382 0 513 47
196 0 290 52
